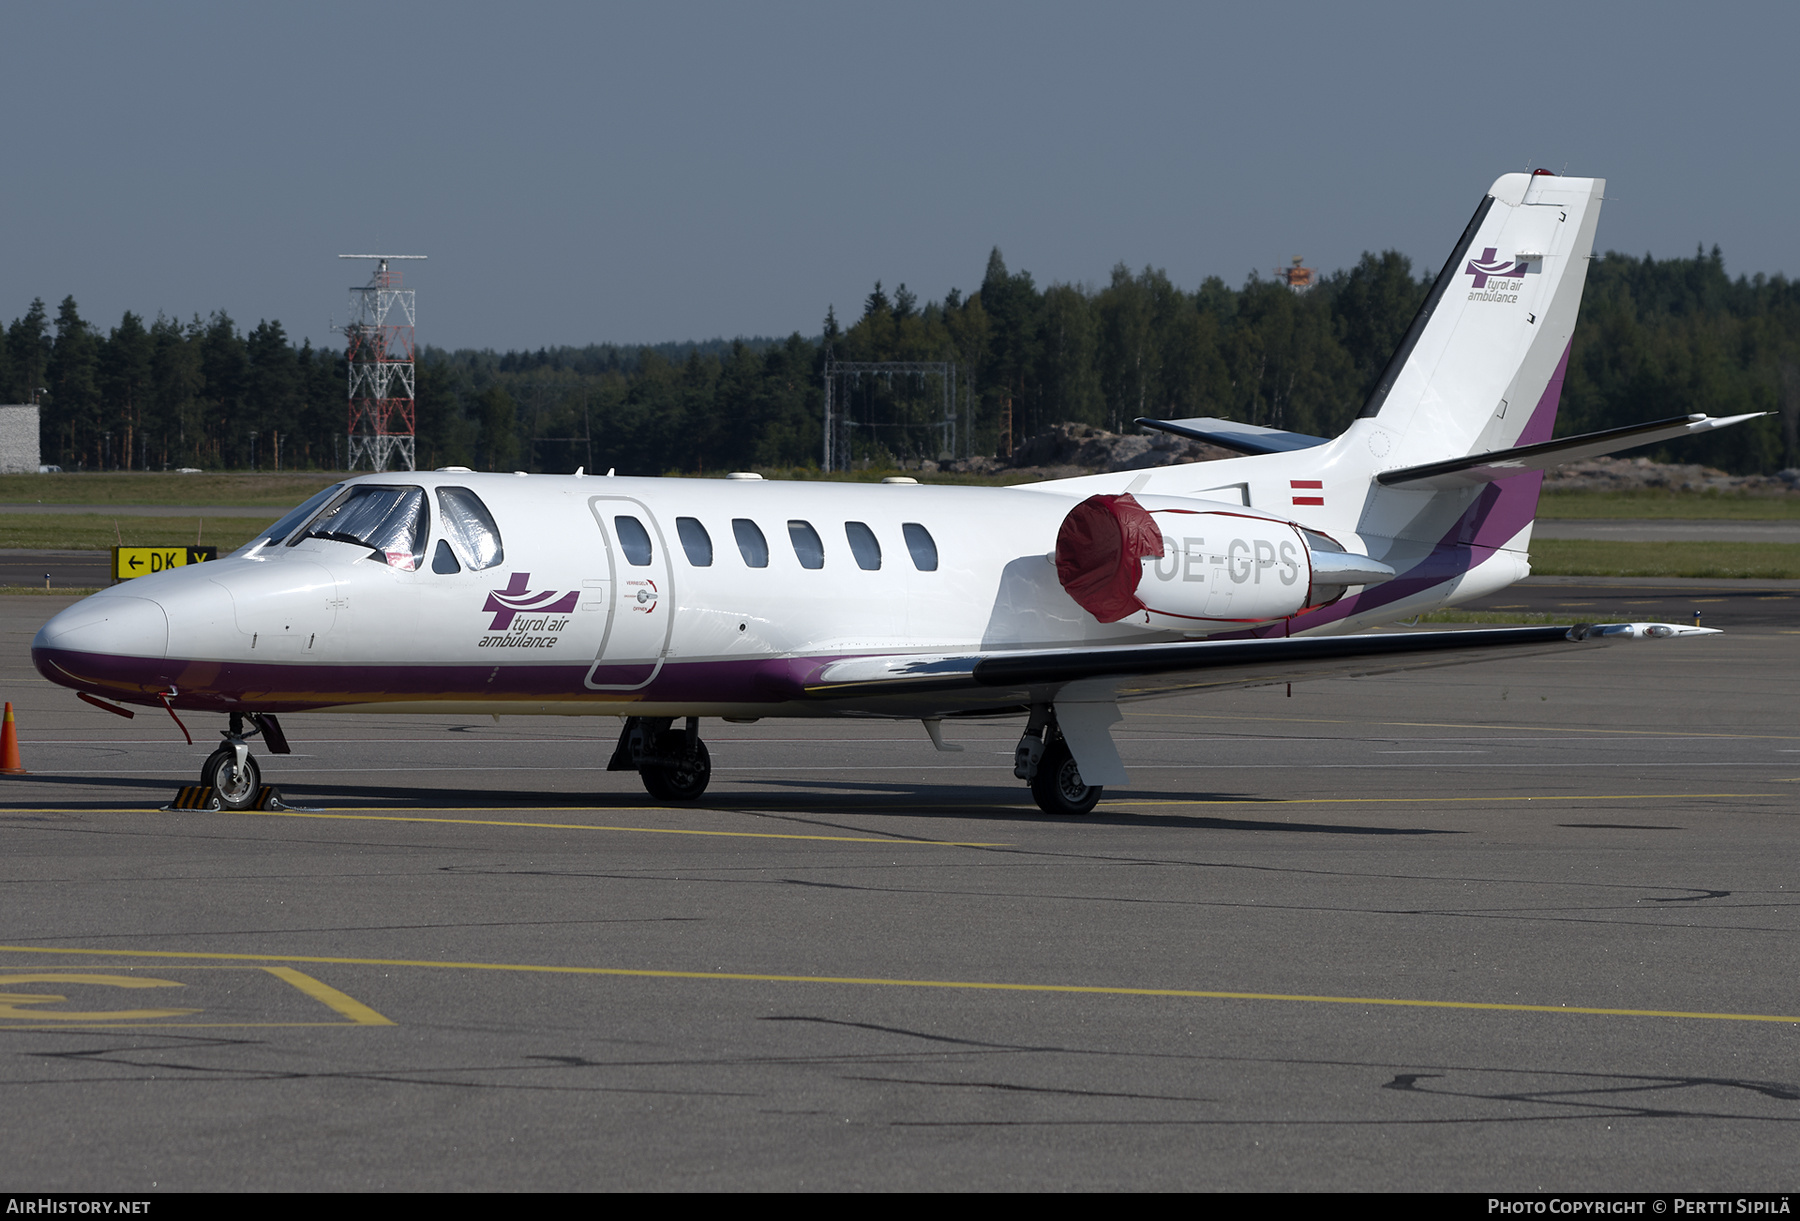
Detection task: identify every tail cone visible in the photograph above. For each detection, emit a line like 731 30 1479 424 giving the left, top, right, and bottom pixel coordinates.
0 703 24 775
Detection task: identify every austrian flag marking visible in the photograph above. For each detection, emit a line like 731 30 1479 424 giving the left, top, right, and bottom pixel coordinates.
1290 480 1324 507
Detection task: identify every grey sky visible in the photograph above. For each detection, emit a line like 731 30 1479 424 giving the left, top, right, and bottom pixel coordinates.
3 1 1793 352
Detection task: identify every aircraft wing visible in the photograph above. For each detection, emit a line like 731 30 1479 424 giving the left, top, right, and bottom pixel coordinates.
804 623 1715 713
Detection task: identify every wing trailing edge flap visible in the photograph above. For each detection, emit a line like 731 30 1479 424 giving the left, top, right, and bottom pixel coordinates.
807 623 1720 705
1376 413 1768 490
1135 416 1331 456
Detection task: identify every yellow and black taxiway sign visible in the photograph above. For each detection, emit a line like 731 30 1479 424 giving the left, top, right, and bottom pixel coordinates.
113 545 217 581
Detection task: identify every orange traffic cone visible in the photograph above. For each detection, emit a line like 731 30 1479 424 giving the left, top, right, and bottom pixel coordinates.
1 703 25 774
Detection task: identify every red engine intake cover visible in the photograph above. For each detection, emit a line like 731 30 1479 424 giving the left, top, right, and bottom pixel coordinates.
1054 493 1165 623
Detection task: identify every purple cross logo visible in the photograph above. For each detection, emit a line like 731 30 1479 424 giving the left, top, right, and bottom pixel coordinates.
1465 247 1528 289
483 573 579 630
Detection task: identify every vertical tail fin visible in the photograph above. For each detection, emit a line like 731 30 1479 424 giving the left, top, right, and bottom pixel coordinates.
1358 172 1604 467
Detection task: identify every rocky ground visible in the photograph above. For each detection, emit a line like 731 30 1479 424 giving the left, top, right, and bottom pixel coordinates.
1540 455 1800 493
906 420 1800 493
922 422 1240 481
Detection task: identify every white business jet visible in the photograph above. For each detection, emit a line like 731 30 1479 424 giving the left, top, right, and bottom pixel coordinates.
34 171 1748 813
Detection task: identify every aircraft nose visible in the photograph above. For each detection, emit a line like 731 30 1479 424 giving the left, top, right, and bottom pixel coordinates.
33 595 170 659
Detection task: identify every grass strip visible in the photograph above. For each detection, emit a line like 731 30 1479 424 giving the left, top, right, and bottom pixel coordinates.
0 515 271 551
1530 538 1800 578
0 472 339 507
0 587 101 596
1416 610 1581 626
1537 490 1800 520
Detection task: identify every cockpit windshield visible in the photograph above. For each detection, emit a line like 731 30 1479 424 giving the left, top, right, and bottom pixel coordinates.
238 483 346 555
293 485 430 570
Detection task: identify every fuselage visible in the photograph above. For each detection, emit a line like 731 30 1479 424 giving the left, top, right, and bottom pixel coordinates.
31 460 1531 721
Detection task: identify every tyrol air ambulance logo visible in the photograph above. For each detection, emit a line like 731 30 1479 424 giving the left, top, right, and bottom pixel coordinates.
479 572 577 649
1465 246 1529 304
1465 247 1527 288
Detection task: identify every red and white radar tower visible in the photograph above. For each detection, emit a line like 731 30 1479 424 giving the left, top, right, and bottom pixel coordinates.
338 253 426 471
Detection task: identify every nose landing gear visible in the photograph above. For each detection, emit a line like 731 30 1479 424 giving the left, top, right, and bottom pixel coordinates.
199 712 290 811
609 716 712 801
201 741 260 809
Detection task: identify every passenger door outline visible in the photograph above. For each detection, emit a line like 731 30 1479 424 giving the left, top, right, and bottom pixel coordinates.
584 495 676 691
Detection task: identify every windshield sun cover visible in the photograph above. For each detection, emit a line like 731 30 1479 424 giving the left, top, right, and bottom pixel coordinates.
295 485 430 570
436 487 505 571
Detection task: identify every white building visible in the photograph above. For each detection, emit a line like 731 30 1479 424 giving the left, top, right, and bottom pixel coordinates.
0 405 40 474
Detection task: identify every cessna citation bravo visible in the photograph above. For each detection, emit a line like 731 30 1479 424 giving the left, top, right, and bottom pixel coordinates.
33 171 1750 813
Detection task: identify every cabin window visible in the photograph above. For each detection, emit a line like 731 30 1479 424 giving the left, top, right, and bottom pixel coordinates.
733 519 769 568
676 517 713 567
296 484 429 570
435 487 505 570
788 520 825 569
251 483 345 552
615 516 654 566
845 521 881 571
902 522 938 571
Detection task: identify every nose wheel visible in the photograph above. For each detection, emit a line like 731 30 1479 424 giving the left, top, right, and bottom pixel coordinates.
201 746 262 810
197 712 288 810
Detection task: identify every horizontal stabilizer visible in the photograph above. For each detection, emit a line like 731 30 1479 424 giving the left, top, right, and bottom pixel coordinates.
1136 416 1330 456
1376 413 1767 490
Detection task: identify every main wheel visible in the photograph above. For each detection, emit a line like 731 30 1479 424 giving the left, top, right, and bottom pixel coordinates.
201 747 262 810
640 736 711 802
1029 738 1101 816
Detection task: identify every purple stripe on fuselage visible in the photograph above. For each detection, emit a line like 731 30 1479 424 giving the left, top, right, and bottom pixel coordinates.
32 645 827 714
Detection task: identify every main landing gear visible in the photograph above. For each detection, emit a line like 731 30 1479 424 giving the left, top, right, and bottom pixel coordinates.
200 712 291 810
608 710 1096 813
609 716 712 802
1013 704 1102 816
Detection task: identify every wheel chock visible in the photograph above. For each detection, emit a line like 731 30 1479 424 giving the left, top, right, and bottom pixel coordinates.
257 786 320 812
161 785 320 813
164 785 222 811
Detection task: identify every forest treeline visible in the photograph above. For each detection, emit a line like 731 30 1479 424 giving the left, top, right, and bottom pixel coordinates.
4 244 1797 476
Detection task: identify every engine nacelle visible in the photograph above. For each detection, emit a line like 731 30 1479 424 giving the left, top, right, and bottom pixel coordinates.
1054 492 1395 631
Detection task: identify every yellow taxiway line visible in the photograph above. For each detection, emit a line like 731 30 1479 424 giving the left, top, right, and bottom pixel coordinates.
0 963 393 1028
236 808 1006 846
262 966 394 1025
0 944 1793 1026
0 807 1004 846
